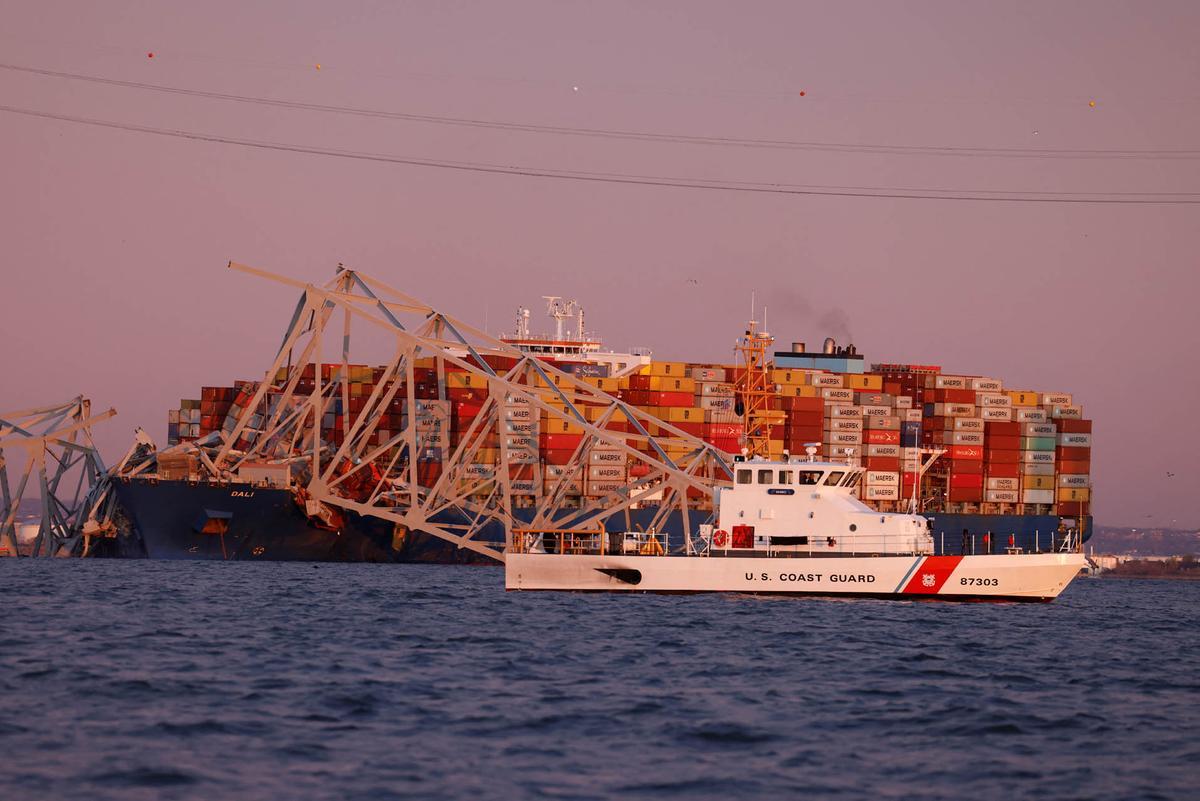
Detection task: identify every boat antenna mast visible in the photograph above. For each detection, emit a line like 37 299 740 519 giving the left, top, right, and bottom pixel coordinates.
733 292 779 458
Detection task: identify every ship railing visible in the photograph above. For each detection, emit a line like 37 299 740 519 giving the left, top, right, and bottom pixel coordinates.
511 527 667 556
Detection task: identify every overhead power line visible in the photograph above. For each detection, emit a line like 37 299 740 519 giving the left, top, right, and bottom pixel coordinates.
3 62 1199 161
3 103 1198 204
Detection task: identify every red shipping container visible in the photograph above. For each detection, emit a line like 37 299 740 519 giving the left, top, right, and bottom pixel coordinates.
950 473 984 489
777 396 824 412
785 424 824 439
947 444 984 460
984 463 1021 478
1056 419 1093 434
705 438 742 454
984 449 1020 464
670 422 705 437
1056 446 1091 462
1056 501 1090 517
540 433 584 451
646 391 694 407
786 410 823 427
864 430 901 445
863 456 901 471
707 423 742 438
946 459 983 474
542 448 578 465
1058 460 1091 475
948 487 984 502
934 388 977 404
988 435 1020 451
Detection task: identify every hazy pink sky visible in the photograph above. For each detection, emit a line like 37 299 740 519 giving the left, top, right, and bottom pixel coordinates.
2 1 1197 527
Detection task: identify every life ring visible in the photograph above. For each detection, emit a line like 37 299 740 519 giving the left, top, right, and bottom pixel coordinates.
713 529 729 548
827 536 837 548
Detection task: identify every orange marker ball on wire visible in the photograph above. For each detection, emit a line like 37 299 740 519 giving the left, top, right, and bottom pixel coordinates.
315 63 321 70
147 52 154 59
799 90 806 97
1088 100 1096 108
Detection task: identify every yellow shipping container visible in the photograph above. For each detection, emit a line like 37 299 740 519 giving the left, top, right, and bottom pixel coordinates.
766 441 785 458
778 384 820 398
664 407 704 423
1025 475 1055 490
1057 487 1091 502
646 375 697 393
474 449 500 464
447 372 487 389
847 375 883 391
644 361 688 377
1008 391 1039 407
583 405 628 423
415 357 437 369
582 377 620 394
770 369 808 386
750 409 787 423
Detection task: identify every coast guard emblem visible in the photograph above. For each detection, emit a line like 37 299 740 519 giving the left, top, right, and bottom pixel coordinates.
921 573 936 588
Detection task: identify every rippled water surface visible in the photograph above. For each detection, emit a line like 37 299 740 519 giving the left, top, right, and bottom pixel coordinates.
1 562 1196 801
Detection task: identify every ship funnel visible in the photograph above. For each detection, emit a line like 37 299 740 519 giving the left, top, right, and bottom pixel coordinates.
823 337 836 354
792 341 805 353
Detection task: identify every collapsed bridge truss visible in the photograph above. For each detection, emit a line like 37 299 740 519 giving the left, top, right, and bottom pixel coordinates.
117 262 735 562
0 397 118 557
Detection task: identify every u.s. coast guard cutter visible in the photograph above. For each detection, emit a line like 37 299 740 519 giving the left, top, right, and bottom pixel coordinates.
507 448 1085 602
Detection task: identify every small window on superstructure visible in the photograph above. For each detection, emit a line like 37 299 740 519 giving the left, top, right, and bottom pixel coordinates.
796 471 822 485
778 470 793 484
825 471 846 486
758 469 773 485
737 469 752 485
843 472 862 488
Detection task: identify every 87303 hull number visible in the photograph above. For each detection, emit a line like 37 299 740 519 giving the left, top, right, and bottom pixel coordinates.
960 577 998 587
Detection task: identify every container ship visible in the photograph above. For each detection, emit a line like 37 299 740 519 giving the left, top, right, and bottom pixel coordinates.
106 267 1092 562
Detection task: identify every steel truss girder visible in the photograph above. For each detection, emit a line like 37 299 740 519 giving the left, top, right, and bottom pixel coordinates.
117 262 736 562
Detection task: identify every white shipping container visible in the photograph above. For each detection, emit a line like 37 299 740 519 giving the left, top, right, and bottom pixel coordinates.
971 378 1003 392
1016 409 1048 422
1022 489 1054 504
503 420 539 436
981 407 1013 421
904 409 923 422
504 405 537 423
504 435 538 451
589 449 628 465
690 368 725 382
1058 433 1092 447
829 418 863 433
935 403 976 417
865 485 900 500
951 431 984 445
1051 405 1083 419
1041 393 1073 406
935 375 970 389
1023 463 1055 476
1058 474 1091 488
986 477 1020 491
952 417 985 431
825 444 862 459
822 388 854 402
585 480 627 497
1023 451 1056 464
860 405 892 418
985 489 1019 503
825 431 863 445
864 415 901 430
510 479 539 493
826 405 863 418
811 374 845 388
978 393 1013 408
1023 422 1056 436
866 444 901 457
587 464 627 481
697 395 736 413
866 470 900 485
895 396 914 409
697 381 735 397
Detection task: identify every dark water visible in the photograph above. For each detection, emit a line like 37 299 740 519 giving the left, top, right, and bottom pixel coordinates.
1 562 1196 801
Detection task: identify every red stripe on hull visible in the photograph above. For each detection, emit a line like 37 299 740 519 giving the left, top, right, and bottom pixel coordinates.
902 556 963 594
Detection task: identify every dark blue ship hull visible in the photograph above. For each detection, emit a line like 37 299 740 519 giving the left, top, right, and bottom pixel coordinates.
109 478 1090 563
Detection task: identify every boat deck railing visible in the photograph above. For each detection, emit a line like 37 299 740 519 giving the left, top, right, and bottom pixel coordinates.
512 528 667 556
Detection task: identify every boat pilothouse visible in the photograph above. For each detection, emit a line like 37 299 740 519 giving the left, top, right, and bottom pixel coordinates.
713 451 932 557
506 447 1086 602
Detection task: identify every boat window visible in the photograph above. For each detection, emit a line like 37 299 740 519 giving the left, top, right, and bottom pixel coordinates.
825 471 845 486
736 469 752 485
796 471 822 485
758 469 773 485
778 470 793 484
842 472 862 488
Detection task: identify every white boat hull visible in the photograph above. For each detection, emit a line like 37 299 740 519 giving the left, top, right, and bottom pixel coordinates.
506 552 1086 602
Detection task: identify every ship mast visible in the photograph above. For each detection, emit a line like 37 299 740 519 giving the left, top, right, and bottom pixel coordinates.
734 298 780 458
